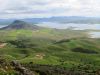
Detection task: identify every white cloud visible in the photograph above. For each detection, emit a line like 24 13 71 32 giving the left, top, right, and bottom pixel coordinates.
0 0 100 19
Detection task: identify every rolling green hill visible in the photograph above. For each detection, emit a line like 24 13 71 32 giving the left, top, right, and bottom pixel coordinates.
0 20 100 75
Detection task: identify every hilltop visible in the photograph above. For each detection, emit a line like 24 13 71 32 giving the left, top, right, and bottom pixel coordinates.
0 20 41 30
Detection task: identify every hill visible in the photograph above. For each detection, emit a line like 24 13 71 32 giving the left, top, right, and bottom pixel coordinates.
0 20 100 75
0 20 41 30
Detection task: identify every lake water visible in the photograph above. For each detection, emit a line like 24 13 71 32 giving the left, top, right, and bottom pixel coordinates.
90 32 100 38
37 22 100 38
37 22 100 30
0 25 7 28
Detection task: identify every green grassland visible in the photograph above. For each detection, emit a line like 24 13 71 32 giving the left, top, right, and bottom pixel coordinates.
0 29 100 75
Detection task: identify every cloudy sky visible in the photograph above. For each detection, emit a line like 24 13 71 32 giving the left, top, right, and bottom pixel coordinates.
0 0 100 19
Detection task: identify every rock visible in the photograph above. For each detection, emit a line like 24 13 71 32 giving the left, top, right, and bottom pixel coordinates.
11 60 35 75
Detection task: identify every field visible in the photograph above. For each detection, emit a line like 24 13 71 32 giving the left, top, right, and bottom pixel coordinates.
0 28 100 75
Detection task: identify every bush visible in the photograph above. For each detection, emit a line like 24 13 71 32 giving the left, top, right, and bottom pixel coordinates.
71 47 98 54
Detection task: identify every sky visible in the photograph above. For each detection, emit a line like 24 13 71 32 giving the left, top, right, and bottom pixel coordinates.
0 0 100 19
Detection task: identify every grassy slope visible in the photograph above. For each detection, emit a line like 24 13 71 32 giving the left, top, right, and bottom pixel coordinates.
0 29 100 69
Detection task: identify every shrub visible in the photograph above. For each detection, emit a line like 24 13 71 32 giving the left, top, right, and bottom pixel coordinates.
71 47 98 54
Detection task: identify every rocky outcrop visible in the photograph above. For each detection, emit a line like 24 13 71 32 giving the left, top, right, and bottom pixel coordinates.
11 60 35 75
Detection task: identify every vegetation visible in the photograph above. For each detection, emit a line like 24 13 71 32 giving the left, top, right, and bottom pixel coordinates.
0 21 100 75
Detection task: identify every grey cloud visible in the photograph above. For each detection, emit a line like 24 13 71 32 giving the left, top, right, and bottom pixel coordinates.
0 0 100 19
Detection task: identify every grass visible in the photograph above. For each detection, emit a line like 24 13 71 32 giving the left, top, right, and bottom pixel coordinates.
0 29 100 74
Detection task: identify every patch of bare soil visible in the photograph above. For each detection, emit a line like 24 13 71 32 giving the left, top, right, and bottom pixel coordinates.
35 53 45 59
0 43 7 48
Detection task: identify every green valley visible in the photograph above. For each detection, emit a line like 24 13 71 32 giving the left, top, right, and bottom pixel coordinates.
0 20 100 75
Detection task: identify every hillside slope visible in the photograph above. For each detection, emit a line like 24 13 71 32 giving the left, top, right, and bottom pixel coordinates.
0 20 100 75
0 20 41 30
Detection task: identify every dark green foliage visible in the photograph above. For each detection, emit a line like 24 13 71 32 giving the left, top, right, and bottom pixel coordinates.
54 39 71 44
71 47 98 54
23 63 100 75
7 36 36 48
8 40 35 48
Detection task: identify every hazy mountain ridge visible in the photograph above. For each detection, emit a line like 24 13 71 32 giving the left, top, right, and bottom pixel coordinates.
1 16 100 25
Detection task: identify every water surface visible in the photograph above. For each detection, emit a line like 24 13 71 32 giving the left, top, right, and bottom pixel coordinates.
0 25 7 28
37 22 100 38
37 22 100 30
90 32 100 38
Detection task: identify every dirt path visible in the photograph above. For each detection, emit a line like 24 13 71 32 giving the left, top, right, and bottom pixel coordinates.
0 43 7 48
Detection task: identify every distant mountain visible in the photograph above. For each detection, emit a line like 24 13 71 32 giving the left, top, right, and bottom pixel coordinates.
46 16 100 24
0 20 41 30
13 16 100 24
0 16 100 24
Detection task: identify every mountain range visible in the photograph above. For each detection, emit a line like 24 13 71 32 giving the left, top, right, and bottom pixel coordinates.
0 16 100 25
